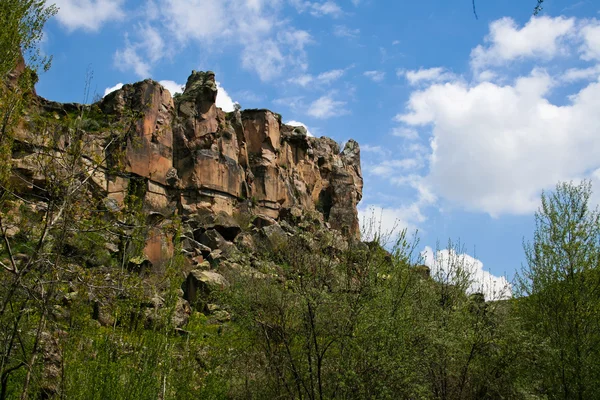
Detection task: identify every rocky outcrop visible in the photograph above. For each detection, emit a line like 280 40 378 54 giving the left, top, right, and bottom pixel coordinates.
170 70 363 235
11 70 363 267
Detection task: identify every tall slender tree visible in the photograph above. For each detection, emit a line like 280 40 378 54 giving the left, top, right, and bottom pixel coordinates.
517 180 600 399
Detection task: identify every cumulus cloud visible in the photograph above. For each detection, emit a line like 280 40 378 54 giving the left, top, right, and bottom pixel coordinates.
158 80 183 96
398 67 600 216
216 82 237 112
285 120 314 137
307 94 348 119
580 22 600 61
364 70 385 82
390 16 600 217
421 246 512 300
470 16 575 70
103 82 124 97
53 0 125 31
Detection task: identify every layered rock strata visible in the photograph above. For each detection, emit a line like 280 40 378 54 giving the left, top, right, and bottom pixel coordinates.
12 70 363 267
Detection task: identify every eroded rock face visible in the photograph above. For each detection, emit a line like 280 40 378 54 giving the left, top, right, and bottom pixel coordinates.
12 70 363 268
168 70 363 239
101 79 175 186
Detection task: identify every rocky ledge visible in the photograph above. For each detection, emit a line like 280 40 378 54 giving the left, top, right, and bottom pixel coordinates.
11 70 363 268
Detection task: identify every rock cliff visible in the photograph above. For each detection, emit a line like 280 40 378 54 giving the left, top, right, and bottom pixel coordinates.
11 70 363 267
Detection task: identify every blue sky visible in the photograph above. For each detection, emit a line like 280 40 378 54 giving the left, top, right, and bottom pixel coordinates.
36 0 600 298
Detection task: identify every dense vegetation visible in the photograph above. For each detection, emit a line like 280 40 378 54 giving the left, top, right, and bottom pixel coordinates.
2 1 600 399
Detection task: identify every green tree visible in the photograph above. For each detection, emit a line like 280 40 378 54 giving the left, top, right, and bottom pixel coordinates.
517 180 600 399
0 0 56 183
0 0 55 79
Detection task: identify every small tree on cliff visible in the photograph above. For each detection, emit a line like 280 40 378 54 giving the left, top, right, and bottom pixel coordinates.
517 180 600 398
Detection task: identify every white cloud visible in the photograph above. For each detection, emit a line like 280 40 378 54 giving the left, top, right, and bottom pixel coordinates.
333 25 360 38
364 70 385 82
470 16 575 70
310 1 343 17
561 65 600 82
273 96 305 112
112 1 312 81
292 1 344 18
103 82 124 97
359 175 436 243
367 159 423 177
401 67 457 85
114 42 151 78
158 80 183 96
288 68 346 87
361 144 389 157
216 82 237 112
390 16 600 217
306 94 348 119
285 120 314 137
421 246 512 300
317 69 345 83
391 126 419 140
359 205 424 242
112 24 168 78
235 90 265 103
242 40 286 81
138 24 166 62
289 75 314 86
580 22 600 61
398 67 600 216
53 0 124 31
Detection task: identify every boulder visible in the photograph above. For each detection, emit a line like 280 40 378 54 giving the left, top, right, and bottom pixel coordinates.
198 229 236 255
234 232 257 253
182 270 229 310
193 211 241 241
252 214 277 229
181 235 211 256
260 223 288 250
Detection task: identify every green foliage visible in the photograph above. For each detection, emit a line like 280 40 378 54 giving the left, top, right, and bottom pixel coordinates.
215 229 524 399
517 180 600 398
0 0 56 80
0 0 56 184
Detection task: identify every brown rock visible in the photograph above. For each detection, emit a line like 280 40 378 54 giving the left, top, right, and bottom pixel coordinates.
101 79 175 186
192 210 241 241
10 68 365 272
